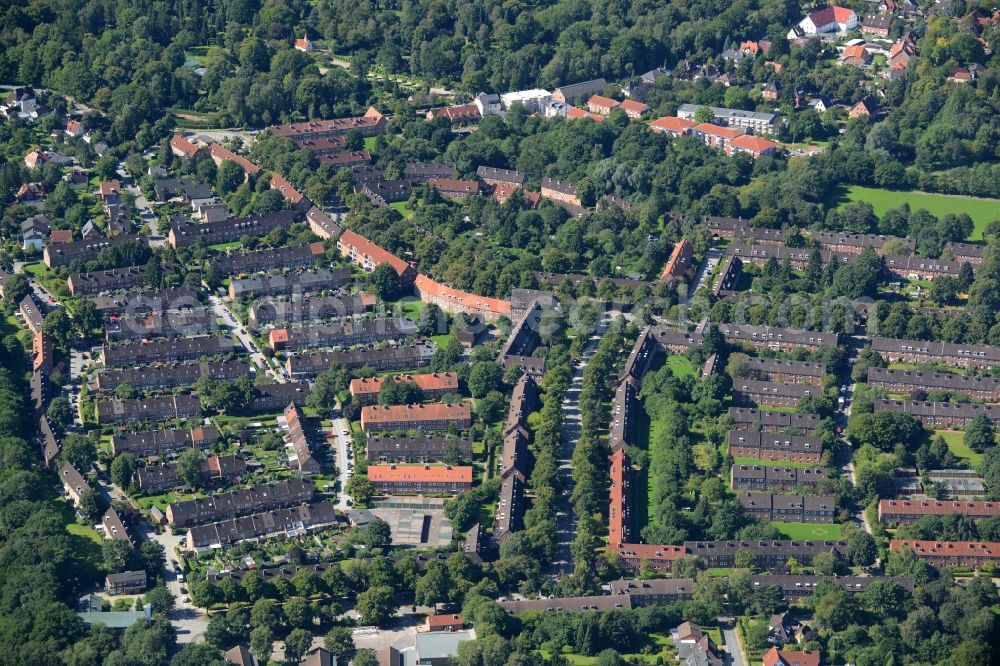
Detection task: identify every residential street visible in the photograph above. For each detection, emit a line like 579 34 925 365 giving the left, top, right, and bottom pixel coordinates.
206 293 284 383
721 623 748 666
330 414 353 511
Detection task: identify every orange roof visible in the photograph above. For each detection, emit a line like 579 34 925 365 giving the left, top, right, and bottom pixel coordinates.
833 5 855 22
208 143 261 175
890 539 1000 558
99 180 121 197
694 123 745 139
493 183 517 203
270 173 304 203
880 499 1000 517
170 134 199 158
368 464 472 483
613 542 687 561
338 229 411 277
619 100 649 115
843 45 869 59
50 229 72 244
426 614 462 628
588 95 620 109
361 402 472 425
350 372 459 396
269 329 290 346
728 134 778 153
567 106 589 119
608 448 629 546
66 120 82 133
427 178 479 195
650 117 696 134
763 648 820 666
660 239 693 280
414 274 511 316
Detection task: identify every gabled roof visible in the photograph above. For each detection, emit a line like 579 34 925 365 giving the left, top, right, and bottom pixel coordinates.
650 116 696 133
728 134 778 153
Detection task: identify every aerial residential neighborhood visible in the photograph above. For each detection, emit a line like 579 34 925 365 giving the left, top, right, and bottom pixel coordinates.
0 0 999 665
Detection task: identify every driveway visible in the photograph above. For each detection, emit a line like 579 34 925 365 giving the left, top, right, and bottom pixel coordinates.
137 523 209 644
721 624 747 666
330 416 353 511
684 246 724 304
206 294 284 382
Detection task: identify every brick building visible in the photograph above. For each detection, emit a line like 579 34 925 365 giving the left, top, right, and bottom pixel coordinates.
727 430 823 463
349 372 459 405
360 403 472 432
367 464 473 495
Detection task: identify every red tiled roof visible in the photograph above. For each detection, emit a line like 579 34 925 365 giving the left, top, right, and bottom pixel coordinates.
269 329 290 345
727 134 778 153
650 117 696 134
170 134 200 158
361 402 472 425
619 99 649 115
338 229 411 277
694 123 745 139
588 95 620 109
764 647 820 666
843 45 870 59
208 143 261 175
426 178 480 195
660 239 694 280
426 613 463 628
350 372 459 396
99 180 121 197
414 274 511 316
270 173 304 203
890 539 1000 558
368 464 472 483
50 229 73 244
880 499 1000 517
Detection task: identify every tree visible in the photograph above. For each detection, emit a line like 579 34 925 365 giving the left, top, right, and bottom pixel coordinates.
415 561 451 607
103 538 134 573
355 585 395 625
846 411 922 452
175 448 205 488
595 649 624 666
848 531 877 567
378 378 423 405
324 627 356 660
284 628 313 663
79 488 102 520
965 414 996 453
140 540 166 576
216 160 245 195
170 643 224 666
143 586 175 614
250 598 283 633
3 274 31 312
369 263 401 300
694 106 714 123
249 626 273 665
744 620 770 651
74 299 101 338
47 397 73 431
111 453 137 489
353 650 379 666
365 518 392 549
468 361 502 398
242 570 266 601
284 596 311 628
347 475 374 507
61 433 96 471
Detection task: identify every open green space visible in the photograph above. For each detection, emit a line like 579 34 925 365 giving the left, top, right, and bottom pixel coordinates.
390 200 414 218
67 522 104 546
937 430 983 467
538 631 675 664
363 136 378 151
665 354 696 379
770 521 843 540
833 185 1000 240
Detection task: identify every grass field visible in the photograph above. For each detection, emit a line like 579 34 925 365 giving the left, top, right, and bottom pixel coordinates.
835 185 1000 240
665 354 697 378
771 521 843 540
937 430 984 467
363 136 378 151
539 631 676 664
67 522 104 545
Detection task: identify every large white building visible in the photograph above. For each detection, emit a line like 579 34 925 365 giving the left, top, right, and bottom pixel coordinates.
500 89 552 113
789 5 858 37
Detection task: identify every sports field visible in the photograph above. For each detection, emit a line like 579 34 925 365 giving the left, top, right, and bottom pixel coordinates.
836 186 1000 240
770 521 843 540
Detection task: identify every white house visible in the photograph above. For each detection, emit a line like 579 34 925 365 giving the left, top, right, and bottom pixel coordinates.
500 89 552 113
790 5 858 37
473 93 501 116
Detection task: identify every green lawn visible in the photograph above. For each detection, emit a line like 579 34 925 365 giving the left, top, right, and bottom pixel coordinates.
665 354 697 379
363 136 378 151
835 185 1000 240
67 522 104 545
392 295 425 319
937 430 984 467
390 200 414 218
770 521 843 540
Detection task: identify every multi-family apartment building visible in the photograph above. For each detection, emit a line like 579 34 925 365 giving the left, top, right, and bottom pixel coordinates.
251 382 309 412
810 230 914 255
676 104 781 133
214 243 325 276
726 243 848 270
944 241 984 265
540 178 582 207
60 462 92 506
404 163 458 183
718 324 838 352
414 275 512 321
96 395 202 424
889 540 1000 569
43 233 147 268
19 295 44 333
284 343 436 378
248 294 374 328
730 465 828 491
732 379 818 408
702 216 785 244
884 254 962 280
871 336 1000 369
110 425 220 456
365 435 473 463
336 230 415 284
305 206 343 240
95 359 249 393
67 266 148 296
104 308 215 342
868 366 1000 401
228 268 351 300
100 335 238 367
713 255 743 299
134 455 246 492
874 398 1000 427
166 479 314 527
185 501 339 552
743 358 826 385
727 430 824 463
476 166 525 188
167 210 300 248
283 403 319 473
738 492 837 523
268 318 418 351
367 464 473 495
267 108 386 140
750 575 913 600
878 499 1000 524
493 375 539 546
360 402 472 432
349 372 459 405
89 288 200 318
683 540 848 569
728 408 823 434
